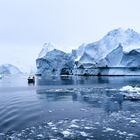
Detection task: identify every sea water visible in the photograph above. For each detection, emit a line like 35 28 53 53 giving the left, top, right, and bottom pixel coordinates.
0 75 140 139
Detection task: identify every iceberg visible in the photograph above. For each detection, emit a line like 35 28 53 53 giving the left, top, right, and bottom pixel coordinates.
36 47 75 76
0 64 22 75
36 28 140 76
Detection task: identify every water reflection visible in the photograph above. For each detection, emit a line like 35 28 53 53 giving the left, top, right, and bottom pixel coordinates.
37 75 140 86
36 87 125 114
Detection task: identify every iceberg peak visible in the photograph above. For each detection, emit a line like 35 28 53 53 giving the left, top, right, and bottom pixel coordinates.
104 28 140 45
38 42 55 58
106 28 125 37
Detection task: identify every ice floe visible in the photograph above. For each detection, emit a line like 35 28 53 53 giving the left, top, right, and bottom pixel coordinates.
120 85 140 93
103 127 115 132
62 130 72 137
120 85 140 101
130 120 137 124
80 131 88 137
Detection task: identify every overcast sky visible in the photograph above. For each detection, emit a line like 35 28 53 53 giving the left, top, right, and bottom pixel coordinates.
0 0 140 72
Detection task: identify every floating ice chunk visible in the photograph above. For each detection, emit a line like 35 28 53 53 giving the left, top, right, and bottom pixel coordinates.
85 126 93 130
127 133 138 137
69 124 79 128
80 108 87 111
0 133 5 136
17 133 22 137
103 127 115 132
130 114 136 118
37 134 44 139
95 122 100 125
130 120 137 124
80 132 88 137
48 110 53 113
120 85 140 93
120 85 140 100
71 119 79 123
52 127 57 130
117 130 127 135
55 89 62 92
48 122 54 126
62 130 71 137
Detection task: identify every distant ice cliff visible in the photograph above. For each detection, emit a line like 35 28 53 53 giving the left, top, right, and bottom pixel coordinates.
0 64 22 75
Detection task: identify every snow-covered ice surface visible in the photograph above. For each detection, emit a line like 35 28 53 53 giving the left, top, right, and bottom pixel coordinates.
1 76 140 139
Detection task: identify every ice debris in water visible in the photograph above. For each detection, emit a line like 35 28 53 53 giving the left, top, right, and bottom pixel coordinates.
130 120 137 124
37 134 44 139
120 85 140 100
71 119 80 123
85 126 93 130
80 131 88 137
103 127 115 132
62 130 71 137
117 130 127 135
69 124 79 128
120 85 140 93
47 122 54 126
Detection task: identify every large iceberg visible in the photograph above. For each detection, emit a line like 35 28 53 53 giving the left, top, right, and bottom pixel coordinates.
0 64 22 75
36 28 140 76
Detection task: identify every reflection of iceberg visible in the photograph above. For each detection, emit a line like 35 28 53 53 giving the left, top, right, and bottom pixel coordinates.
120 85 140 101
36 87 124 113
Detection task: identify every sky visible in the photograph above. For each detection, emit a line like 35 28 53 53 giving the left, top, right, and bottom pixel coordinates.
0 0 140 72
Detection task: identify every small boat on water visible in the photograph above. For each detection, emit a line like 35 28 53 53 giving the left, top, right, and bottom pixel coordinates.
28 76 35 84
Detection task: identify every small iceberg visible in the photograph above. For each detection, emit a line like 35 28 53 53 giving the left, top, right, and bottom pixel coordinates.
120 85 140 93
120 85 140 101
0 74 2 79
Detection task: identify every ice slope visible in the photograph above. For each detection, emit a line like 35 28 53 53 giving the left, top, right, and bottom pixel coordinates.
0 64 22 74
105 44 123 67
121 49 140 67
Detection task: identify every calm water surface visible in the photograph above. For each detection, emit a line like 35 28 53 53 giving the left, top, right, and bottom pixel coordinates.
0 75 140 139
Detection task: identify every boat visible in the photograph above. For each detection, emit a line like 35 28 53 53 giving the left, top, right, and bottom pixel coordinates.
28 76 35 84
